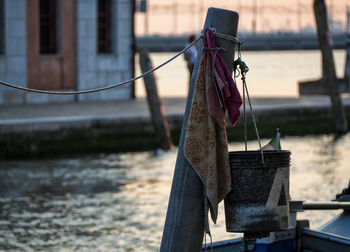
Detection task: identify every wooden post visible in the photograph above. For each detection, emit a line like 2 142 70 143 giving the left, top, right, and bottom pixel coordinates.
345 6 350 90
160 8 239 252
314 0 348 134
139 48 174 150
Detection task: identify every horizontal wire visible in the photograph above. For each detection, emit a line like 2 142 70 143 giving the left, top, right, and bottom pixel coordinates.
0 35 202 95
0 29 239 96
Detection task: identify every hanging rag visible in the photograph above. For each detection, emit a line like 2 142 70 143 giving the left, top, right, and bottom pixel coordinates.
205 29 242 126
184 29 242 223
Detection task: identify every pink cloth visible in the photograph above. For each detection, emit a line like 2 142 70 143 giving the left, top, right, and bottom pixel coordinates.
205 57 226 126
205 29 242 126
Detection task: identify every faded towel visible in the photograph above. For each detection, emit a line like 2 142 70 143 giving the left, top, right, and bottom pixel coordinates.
184 50 231 223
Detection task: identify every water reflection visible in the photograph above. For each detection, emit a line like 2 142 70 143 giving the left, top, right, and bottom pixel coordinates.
311 135 339 181
0 134 349 251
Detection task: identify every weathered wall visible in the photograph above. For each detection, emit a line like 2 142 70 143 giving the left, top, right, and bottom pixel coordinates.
76 0 134 101
0 0 134 104
0 0 27 104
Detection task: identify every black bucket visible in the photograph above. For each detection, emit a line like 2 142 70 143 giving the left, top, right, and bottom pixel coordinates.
224 150 291 233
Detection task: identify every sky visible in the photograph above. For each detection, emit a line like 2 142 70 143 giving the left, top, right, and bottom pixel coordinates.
135 0 350 36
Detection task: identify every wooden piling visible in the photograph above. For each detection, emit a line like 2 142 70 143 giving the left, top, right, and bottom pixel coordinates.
313 0 348 134
298 6 350 95
160 8 239 252
345 6 350 90
139 48 174 150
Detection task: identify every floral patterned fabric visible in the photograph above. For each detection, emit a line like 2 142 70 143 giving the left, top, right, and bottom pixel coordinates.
184 51 231 223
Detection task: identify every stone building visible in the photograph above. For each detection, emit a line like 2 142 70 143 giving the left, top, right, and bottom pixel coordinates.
0 0 135 104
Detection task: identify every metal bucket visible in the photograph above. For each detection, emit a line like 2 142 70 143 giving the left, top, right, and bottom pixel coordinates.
224 150 291 233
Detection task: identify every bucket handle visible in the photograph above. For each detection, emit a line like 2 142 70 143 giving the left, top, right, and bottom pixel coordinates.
234 52 264 164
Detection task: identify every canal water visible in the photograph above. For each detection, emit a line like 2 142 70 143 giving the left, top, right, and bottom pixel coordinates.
1 134 350 251
1 49 349 250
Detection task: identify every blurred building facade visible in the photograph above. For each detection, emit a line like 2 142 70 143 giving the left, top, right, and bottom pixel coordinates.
0 0 135 104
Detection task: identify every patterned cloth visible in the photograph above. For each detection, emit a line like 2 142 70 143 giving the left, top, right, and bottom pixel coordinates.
184 52 230 223
184 29 242 223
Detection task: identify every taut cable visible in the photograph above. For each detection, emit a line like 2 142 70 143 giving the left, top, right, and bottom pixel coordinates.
0 36 202 95
0 30 240 96
234 48 264 164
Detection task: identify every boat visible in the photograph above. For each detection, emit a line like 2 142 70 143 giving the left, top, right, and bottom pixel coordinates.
203 181 350 251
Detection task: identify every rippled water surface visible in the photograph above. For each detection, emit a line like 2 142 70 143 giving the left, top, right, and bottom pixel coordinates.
1 134 350 251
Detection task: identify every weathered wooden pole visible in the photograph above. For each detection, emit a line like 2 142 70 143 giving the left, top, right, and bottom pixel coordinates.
314 0 348 134
160 8 239 252
345 6 350 90
139 48 174 150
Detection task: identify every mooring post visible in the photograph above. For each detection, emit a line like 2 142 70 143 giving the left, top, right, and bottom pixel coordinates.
160 8 239 252
345 6 350 90
314 0 348 134
139 48 174 150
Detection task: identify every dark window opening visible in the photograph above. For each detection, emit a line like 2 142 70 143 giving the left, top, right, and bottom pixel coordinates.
98 0 113 54
0 0 4 54
40 0 58 54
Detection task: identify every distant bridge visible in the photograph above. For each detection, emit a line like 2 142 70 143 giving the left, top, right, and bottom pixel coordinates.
136 33 347 52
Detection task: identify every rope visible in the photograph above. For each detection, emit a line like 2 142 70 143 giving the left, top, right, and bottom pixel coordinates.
242 73 264 164
243 73 247 151
204 27 241 45
213 31 240 45
0 28 239 96
0 35 202 95
234 49 264 164
235 45 248 151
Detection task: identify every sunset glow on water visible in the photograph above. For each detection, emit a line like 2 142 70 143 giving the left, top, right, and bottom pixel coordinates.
1 134 350 251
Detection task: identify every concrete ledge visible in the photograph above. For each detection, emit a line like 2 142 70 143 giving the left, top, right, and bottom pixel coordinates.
1 97 350 159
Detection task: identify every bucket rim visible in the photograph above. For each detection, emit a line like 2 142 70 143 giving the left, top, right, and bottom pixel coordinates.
229 150 291 155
